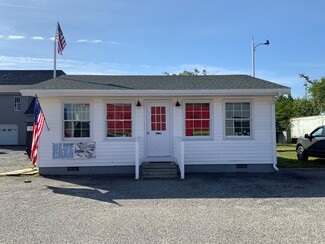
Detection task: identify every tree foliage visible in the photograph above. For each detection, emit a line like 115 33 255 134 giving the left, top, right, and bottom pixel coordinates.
299 74 325 113
164 68 207 76
275 95 294 131
292 97 321 117
276 74 324 131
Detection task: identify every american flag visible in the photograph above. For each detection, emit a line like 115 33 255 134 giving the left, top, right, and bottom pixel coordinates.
31 97 45 166
56 22 66 55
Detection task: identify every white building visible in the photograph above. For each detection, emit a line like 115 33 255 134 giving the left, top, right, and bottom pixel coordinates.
21 75 290 179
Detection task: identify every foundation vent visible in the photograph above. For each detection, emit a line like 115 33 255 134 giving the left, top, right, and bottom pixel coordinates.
67 167 79 171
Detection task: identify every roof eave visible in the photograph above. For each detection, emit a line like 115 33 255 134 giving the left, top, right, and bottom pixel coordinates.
20 88 291 97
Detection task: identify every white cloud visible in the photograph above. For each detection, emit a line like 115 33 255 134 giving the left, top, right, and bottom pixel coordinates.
92 40 103 43
8 35 25 40
32 36 44 40
0 3 48 10
0 55 134 75
109 41 120 45
76 39 104 43
76 39 88 43
49 37 55 41
0 35 4 38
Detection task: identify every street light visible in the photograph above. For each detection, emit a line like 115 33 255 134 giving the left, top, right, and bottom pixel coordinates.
251 36 270 77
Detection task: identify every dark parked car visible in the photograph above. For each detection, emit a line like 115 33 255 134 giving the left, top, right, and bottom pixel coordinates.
296 126 325 161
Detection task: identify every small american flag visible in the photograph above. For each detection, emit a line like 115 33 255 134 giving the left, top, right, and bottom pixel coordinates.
56 22 66 55
31 97 45 166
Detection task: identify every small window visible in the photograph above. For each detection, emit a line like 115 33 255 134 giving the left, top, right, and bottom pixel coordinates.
151 106 166 131
185 103 210 137
106 103 132 138
63 103 90 139
14 96 21 111
225 102 251 137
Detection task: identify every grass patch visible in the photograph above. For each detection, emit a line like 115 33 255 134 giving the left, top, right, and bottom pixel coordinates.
277 144 325 168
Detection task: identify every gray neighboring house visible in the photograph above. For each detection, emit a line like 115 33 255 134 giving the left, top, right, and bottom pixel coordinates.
0 70 65 146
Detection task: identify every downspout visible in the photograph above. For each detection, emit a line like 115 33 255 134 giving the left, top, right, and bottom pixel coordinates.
271 93 282 171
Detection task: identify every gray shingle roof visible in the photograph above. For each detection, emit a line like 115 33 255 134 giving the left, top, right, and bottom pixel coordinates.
0 70 65 85
28 74 289 91
0 70 65 93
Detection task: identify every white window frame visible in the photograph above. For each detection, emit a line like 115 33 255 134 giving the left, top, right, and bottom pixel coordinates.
14 96 21 111
105 101 134 140
223 99 253 140
62 101 92 141
183 100 213 140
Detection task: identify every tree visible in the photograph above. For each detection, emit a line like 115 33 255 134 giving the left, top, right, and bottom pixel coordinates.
275 95 294 131
164 68 207 76
293 97 320 117
299 74 325 113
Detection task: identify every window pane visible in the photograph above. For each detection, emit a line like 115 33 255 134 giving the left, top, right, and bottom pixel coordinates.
64 122 73 138
225 120 233 127
150 106 166 131
225 103 233 110
242 103 250 110
14 96 21 111
202 120 209 129
234 111 241 118
185 103 210 137
225 102 251 137
186 103 193 110
202 111 210 119
186 129 193 136
106 103 132 138
81 130 90 137
226 128 234 136
234 103 241 110
243 128 250 136
64 103 90 138
242 121 250 127
186 112 193 119
226 111 233 119
162 123 166 131
242 111 250 118
125 112 131 119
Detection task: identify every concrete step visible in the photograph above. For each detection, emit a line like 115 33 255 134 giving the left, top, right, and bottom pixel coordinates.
141 162 179 179
142 162 178 169
142 169 178 174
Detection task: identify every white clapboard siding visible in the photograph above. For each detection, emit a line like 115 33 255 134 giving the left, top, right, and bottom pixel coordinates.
37 95 275 168
184 97 274 165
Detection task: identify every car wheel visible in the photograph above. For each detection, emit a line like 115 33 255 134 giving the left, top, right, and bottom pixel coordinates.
297 145 308 161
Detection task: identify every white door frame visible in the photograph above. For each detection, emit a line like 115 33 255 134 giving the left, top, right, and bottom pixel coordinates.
144 101 173 158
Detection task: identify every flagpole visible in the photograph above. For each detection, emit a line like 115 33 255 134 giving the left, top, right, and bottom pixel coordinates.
35 94 50 131
54 22 58 79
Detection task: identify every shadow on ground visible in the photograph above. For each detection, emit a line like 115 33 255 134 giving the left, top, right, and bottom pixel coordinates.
45 169 325 205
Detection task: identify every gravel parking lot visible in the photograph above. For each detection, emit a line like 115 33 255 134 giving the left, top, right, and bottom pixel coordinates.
0 146 31 173
1 147 325 243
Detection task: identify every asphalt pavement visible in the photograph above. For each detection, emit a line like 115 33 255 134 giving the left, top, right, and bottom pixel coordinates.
1 146 325 243
1 169 325 243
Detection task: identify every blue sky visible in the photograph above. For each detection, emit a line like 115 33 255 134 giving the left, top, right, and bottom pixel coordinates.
0 0 324 97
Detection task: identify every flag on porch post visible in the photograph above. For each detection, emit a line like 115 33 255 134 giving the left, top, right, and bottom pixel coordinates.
30 97 45 166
